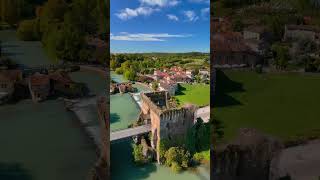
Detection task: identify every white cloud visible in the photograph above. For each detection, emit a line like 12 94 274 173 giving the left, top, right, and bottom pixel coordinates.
183 10 199 22
139 0 180 7
111 32 192 41
167 14 179 21
115 7 159 20
201 7 209 18
188 0 209 3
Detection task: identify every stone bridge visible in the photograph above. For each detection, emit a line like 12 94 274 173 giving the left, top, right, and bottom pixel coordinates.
110 124 151 141
109 91 210 163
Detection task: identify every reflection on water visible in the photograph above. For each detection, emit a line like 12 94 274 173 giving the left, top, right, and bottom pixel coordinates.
0 162 33 180
0 30 105 180
111 139 209 180
0 100 96 180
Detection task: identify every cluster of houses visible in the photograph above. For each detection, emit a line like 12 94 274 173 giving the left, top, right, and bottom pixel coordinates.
110 82 136 94
0 69 86 104
212 17 320 68
140 66 209 96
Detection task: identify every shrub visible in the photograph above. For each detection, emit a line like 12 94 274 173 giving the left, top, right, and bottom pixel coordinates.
164 147 191 172
171 162 182 173
17 19 40 41
115 67 123 74
132 144 146 165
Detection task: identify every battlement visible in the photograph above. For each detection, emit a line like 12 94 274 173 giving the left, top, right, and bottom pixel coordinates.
141 91 169 115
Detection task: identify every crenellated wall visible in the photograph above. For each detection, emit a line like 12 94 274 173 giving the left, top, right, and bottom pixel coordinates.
140 91 197 163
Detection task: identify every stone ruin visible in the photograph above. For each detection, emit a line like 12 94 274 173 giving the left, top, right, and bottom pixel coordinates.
140 91 197 163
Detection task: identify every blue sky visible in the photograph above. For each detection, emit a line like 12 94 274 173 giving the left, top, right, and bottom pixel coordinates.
111 0 210 53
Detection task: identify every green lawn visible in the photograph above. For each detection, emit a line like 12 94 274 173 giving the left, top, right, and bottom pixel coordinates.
175 84 210 106
215 70 320 142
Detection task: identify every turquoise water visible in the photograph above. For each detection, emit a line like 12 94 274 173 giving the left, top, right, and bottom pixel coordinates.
110 73 210 180
0 30 102 180
0 30 57 66
70 70 106 96
0 100 97 180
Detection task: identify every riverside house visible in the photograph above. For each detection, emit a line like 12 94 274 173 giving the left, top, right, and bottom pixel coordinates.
28 73 50 102
0 70 23 103
284 25 320 43
49 72 84 97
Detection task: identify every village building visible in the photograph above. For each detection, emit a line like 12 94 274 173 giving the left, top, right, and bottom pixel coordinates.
0 70 23 103
28 73 50 102
49 71 84 97
158 80 178 96
186 70 194 79
283 25 320 43
212 32 261 68
212 17 232 33
243 26 272 55
153 70 168 80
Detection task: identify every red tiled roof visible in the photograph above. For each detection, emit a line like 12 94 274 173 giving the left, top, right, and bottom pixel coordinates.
30 73 49 86
286 25 320 32
244 26 267 33
0 70 22 81
49 72 73 84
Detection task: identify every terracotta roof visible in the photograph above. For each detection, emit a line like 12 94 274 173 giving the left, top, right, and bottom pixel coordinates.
87 37 107 48
160 80 176 90
30 73 50 86
0 70 22 81
49 72 73 84
286 25 320 32
244 26 267 33
212 32 253 53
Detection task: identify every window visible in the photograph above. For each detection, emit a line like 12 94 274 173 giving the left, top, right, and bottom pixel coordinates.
1 84 7 89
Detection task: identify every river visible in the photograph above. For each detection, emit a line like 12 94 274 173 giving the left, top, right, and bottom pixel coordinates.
110 72 210 180
0 30 104 180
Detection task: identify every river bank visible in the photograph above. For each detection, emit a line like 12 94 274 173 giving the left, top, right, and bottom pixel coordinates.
0 30 100 180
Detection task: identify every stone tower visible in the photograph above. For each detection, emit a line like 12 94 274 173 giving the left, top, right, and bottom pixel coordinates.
140 91 197 163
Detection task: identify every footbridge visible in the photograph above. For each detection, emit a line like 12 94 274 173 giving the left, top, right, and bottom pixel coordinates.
111 124 151 141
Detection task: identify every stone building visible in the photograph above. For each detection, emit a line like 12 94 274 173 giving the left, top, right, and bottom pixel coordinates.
28 73 50 102
49 72 84 97
158 80 177 96
0 70 23 103
140 91 197 163
243 26 271 55
284 25 320 43
212 32 261 68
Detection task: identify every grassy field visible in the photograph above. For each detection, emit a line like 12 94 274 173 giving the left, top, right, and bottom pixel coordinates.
215 70 320 142
175 84 210 106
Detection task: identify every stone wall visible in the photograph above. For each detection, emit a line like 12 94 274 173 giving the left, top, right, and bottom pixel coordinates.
212 128 284 180
141 91 196 163
92 96 110 180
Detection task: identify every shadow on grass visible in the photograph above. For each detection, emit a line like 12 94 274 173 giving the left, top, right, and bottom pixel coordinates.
0 162 33 180
175 85 186 96
110 113 120 124
214 70 245 108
